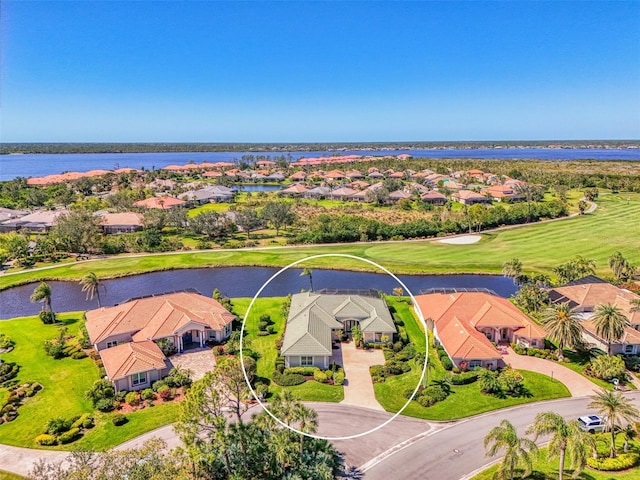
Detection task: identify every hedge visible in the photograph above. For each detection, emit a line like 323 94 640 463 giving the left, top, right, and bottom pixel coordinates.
58 428 82 444
35 434 57 446
450 370 479 385
313 370 328 383
272 371 306 386
334 372 345 386
284 366 319 376
587 453 639 471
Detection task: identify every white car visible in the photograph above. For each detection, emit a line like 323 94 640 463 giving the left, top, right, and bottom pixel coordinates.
578 415 605 433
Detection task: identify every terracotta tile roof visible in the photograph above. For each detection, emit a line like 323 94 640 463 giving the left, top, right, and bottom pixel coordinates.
99 212 144 227
414 292 545 360
86 292 235 344
281 184 309 194
289 171 307 180
100 340 167 380
133 196 186 209
454 189 487 200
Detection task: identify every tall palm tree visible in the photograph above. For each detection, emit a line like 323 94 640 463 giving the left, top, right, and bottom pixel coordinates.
526 412 595 480
484 419 538 480
300 267 313 292
588 388 640 458
30 281 53 313
293 402 318 454
592 303 629 355
79 272 103 307
502 258 523 285
539 303 583 361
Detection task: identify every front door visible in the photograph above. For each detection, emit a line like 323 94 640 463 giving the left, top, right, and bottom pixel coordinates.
182 331 193 344
501 328 509 341
343 319 358 333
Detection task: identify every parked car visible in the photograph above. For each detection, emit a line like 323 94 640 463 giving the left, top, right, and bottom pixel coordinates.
578 415 605 433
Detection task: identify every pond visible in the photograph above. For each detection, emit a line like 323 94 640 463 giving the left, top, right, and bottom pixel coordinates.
0 267 517 319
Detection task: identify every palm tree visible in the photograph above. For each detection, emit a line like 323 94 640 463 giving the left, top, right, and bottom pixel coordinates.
609 251 631 281
300 267 313 292
293 402 318 454
631 299 640 314
79 272 103 307
526 412 595 480
539 303 583 361
621 423 637 452
484 419 538 480
592 303 629 355
502 258 523 285
588 388 640 458
30 281 53 313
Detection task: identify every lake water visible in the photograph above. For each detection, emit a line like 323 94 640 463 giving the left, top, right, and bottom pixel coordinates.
0 267 517 319
1 148 638 181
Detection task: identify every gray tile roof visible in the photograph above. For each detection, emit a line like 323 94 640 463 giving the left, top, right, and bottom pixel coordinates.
281 292 396 357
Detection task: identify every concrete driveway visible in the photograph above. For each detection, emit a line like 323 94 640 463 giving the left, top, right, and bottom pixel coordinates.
502 347 599 397
338 341 385 411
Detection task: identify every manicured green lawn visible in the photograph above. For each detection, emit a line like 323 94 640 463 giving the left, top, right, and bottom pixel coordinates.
472 443 640 480
0 313 180 450
73 402 179 451
373 303 571 421
0 312 98 447
0 471 26 480
2 192 639 290
232 297 344 402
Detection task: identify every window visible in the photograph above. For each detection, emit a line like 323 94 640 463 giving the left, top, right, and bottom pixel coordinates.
301 356 313 366
469 360 482 369
531 340 537 347
375 333 382 342
106 341 118 349
131 372 147 386
625 345 634 354
208 330 216 340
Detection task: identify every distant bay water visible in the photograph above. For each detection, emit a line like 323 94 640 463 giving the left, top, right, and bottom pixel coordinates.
0 148 639 181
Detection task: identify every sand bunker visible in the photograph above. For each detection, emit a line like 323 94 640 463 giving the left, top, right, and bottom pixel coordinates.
437 235 481 245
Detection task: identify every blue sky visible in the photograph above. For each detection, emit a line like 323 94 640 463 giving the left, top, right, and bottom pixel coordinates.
1 1 639 142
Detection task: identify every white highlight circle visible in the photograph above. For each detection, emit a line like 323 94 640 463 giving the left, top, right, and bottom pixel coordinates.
240 253 428 441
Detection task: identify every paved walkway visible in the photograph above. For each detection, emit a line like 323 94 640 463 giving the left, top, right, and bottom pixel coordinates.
502 347 599 397
338 341 385 411
0 442 68 477
169 347 216 381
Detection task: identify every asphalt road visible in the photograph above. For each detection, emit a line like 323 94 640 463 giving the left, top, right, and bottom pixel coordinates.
363 391 640 480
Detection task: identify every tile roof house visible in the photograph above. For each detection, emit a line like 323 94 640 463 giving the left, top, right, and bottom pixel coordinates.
181 185 235 204
280 183 309 197
100 341 171 392
99 212 144 234
548 276 640 355
329 187 357 201
86 292 235 390
452 190 493 205
484 185 523 202
133 196 186 209
420 191 447 205
414 291 546 370
281 292 396 368
0 209 68 233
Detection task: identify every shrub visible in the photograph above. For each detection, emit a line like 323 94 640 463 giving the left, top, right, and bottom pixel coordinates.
125 392 140 406
85 379 115 406
587 453 639 471
440 357 454 371
157 385 174 401
39 311 56 324
43 340 66 359
334 371 345 386
71 414 94 429
284 366 319 376
152 380 167 392
111 413 128 426
370 365 386 379
272 372 306 386
396 344 417 361
95 398 116 412
585 355 627 381
45 417 72 435
385 360 411 376
499 368 524 394
167 367 192 387
58 428 81 444
258 321 269 331
0 334 14 350
0 362 19 384
72 351 88 359
478 369 502 396
35 434 57 446
422 385 449 402
404 387 418 400
324 369 333 380
266 326 276 334
257 331 270 336
115 390 128 402
141 388 155 401
417 394 439 407
313 370 328 383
